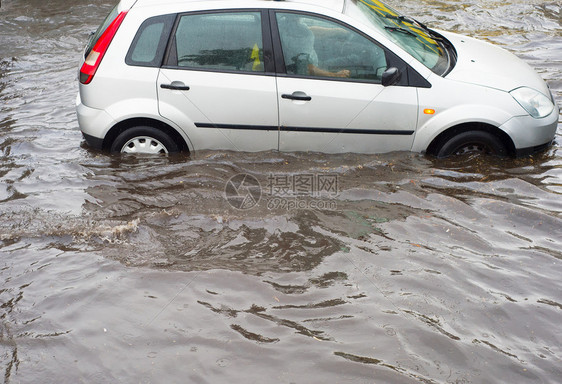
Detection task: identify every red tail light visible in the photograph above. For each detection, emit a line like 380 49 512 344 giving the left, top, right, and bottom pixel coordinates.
79 11 128 84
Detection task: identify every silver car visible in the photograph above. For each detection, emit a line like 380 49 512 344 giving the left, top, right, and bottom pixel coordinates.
76 0 559 156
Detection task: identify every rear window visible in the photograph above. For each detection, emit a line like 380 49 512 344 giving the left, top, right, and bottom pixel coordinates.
85 4 119 58
126 14 175 67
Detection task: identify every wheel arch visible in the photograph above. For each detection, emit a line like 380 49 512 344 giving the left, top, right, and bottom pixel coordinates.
425 122 516 157
103 117 191 153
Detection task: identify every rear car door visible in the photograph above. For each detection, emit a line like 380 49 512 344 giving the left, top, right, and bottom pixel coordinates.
273 11 419 153
157 10 279 151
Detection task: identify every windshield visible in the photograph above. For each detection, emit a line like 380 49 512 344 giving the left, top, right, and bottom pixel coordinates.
346 0 450 75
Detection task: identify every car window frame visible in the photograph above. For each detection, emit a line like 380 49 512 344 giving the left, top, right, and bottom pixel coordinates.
269 9 429 88
162 9 275 75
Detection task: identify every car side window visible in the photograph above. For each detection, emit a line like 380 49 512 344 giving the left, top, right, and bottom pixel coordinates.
276 13 387 82
126 14 175 67
171 12 265 72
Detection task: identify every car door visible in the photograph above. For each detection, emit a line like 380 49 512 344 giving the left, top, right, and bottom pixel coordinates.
273 11 419 153
157 10 279 152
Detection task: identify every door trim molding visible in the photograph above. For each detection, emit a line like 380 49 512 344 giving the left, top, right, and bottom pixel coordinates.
195 123 414 135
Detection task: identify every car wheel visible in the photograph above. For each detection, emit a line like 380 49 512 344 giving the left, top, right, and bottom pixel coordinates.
435 130 507 158
111 126 179 154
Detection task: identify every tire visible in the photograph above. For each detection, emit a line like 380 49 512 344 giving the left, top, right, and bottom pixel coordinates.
110 126 179 155
435 130 507 158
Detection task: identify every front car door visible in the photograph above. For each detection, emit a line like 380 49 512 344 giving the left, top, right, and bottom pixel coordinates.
273 11 419 153
157 10 279 152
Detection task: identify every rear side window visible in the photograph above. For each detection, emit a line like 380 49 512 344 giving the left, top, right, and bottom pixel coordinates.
126 14 175 67
167 11 264 72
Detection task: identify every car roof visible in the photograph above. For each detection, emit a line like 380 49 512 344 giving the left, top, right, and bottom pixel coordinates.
129 0 346 13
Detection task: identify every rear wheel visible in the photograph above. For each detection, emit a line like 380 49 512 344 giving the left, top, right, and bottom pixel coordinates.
111 126 179 154
435 130 507 158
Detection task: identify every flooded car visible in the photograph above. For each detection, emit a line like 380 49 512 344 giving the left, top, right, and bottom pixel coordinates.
76 0 559 156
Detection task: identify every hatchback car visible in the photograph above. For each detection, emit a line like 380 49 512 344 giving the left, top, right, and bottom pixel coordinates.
76 0 559 157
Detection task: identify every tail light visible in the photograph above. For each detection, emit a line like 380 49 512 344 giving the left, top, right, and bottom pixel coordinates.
79 11 128 85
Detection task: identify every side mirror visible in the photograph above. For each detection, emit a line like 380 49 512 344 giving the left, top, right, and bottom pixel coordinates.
381 67 401 87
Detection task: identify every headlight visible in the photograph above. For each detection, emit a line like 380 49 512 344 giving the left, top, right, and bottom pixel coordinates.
510 87 554 119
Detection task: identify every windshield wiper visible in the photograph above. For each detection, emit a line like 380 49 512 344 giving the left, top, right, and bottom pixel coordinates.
385 14 423 28
384 14 444 42
384 25 417 37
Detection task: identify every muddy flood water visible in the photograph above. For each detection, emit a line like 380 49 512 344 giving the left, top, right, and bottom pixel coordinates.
1 0 561 382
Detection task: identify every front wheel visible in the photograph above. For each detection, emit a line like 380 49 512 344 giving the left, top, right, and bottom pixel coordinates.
435 130 507 158
110 126 179 155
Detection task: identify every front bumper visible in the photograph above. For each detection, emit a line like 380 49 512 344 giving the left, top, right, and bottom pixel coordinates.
500 104 559 155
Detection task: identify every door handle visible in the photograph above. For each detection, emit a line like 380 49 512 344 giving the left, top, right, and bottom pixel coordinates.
160 83 190 91
281 92 311 101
